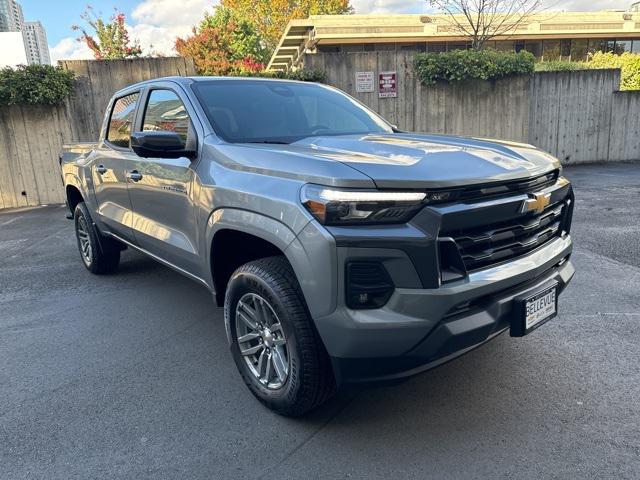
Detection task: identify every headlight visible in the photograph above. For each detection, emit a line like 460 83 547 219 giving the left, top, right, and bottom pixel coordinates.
301 184 429 225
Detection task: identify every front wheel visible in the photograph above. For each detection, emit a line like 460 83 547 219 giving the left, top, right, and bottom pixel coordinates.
74 202 121 274
224 256 335 417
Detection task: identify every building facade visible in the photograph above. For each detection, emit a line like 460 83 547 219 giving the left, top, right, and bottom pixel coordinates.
268 10 640 71
0 0 23 32
24 21 51 65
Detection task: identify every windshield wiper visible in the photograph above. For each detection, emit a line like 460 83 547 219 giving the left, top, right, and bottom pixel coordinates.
246 140 290 145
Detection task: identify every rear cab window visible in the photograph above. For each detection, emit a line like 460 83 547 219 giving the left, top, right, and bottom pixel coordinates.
106 92 139 148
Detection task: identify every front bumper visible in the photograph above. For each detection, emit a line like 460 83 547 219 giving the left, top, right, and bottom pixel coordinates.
314 235 574 384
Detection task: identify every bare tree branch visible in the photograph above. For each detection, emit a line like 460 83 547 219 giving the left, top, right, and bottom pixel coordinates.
428 0 545 49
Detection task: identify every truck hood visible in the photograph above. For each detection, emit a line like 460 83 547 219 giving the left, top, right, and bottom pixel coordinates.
215 132 561 189
289 133 560 189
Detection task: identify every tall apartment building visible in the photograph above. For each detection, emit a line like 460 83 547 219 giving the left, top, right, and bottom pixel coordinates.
0 0 50 65
0 0 23 32
24 21 51 65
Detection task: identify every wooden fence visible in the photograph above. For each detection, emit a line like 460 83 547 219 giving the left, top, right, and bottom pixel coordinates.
0 57 196 210
306 51 640 164
58 57 196 142
0 54 638 209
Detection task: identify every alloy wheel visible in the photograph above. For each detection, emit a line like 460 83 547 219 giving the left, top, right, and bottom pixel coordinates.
76 215 92 266
235 293 289 389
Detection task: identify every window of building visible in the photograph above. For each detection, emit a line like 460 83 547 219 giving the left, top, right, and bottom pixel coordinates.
495 41 515 52
447 42 470 51
317 45 340 53
426 42 447 53
524 41 542 58
142 90 190 145
615 39 633 53
560 39 572 59
373 43 396 51
570 39 589 61
342 44 364 53
515 40 525 53
592 39 616 53
633 39 640 53
107 93 139 148
398 43 426 52
542 40 561 61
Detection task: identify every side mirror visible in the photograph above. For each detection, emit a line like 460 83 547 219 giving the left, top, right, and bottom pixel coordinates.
131 131 196 159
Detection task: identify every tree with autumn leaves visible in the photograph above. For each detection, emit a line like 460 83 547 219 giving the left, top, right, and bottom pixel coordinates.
73 1 352 75
175 6 268 76
176 0 352 75
73 6 142 60
220 0 352 54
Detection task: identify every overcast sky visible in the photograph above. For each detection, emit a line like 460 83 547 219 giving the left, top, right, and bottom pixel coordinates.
19 0 634 63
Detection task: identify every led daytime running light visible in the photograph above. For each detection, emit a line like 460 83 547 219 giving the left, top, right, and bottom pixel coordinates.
316 189 426 202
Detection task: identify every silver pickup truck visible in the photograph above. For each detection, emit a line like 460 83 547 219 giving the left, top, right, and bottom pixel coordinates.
60 77 575 416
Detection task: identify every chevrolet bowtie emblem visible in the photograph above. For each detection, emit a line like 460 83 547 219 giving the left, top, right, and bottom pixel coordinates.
522 192 551 214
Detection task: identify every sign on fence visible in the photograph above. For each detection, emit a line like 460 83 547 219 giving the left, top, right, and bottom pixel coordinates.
355 71 375 92
378 71 397 98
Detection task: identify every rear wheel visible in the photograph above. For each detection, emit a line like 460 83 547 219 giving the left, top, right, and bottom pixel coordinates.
74 202 121 274
225 256 335 417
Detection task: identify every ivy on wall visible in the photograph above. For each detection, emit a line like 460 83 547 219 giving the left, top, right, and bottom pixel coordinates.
0 65 75 106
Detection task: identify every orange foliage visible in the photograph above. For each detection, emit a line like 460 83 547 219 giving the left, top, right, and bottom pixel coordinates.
221 0 352 52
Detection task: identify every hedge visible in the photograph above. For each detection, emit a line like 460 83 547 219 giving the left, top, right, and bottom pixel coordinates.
237 68 327 83
535 61 588 72
414 49 535 85
0 64 75 106
587 52 640 91
535 52 640 90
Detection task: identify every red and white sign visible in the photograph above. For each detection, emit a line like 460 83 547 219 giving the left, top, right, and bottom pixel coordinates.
378 71 397 98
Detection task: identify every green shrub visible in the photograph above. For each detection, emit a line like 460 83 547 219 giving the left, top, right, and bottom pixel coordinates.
587 51 640 91
414 49 535 85
535 61 588 72
236 68 327 83
0 64 75 106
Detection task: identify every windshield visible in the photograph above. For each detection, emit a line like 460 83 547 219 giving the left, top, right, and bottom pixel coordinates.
192 80 393 144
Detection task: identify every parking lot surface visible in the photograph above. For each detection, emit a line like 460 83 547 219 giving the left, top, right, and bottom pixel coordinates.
1 162 639 479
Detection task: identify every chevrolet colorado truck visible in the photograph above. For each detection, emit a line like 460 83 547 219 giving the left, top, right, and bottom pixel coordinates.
60 77 575 416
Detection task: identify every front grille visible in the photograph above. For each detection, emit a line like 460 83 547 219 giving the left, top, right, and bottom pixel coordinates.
433 170 559 205
442 199 569 272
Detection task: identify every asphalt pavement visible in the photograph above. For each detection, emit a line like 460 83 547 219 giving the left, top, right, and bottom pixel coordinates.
1 162 639 479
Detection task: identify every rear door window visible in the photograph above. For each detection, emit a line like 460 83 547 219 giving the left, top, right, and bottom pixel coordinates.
107 93 139 148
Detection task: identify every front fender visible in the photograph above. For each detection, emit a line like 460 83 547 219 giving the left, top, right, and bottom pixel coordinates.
205 208 298 266
205 208 337 342
63 172 82 193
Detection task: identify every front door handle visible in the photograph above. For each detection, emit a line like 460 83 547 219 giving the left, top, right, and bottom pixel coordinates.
127 170 143 182
96 164 107 175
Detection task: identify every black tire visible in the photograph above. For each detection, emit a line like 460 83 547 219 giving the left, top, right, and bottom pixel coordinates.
74 202 121 274
225 256 336 417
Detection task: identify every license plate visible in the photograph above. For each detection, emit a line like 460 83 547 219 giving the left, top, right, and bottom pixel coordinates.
511 283 558 337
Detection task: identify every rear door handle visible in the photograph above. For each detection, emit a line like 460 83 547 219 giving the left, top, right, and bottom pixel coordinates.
127 170 143 182
96 165 107 175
